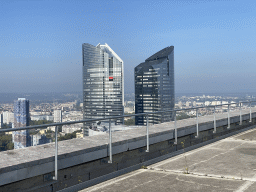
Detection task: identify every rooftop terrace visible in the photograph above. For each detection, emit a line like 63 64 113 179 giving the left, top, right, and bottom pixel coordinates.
0 105 256 191
84 127 256 192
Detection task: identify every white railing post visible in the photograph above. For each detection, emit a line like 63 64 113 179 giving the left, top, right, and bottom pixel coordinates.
146 114 149 152
250 101 252 123
108 119 112 163
53 126 58 180
227 104 230 129
195 108 199 138
174 111 177 144
240 102 242 125
213 106 216 133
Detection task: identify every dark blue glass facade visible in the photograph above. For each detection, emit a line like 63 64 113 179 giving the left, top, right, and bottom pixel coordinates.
13 98 31 149
135 46 174 125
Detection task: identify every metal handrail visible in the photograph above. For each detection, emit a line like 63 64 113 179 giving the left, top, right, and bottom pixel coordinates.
0 101 254 133
0 100 255 181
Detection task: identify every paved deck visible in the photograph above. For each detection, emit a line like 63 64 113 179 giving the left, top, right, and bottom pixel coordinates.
83 127 256 192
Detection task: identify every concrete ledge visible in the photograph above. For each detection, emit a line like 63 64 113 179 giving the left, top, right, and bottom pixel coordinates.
59 124 256 192
0 109 256 189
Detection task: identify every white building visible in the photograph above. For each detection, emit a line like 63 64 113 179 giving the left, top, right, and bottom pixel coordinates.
31 115 54 121
231 101 237 107
178 101 183 108
0 114 3 128
205 101 211 106
54 110 62 123
3 111 14 124
186 101 191 107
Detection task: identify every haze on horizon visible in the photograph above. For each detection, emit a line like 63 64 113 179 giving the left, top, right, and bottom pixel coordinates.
1 0 256 95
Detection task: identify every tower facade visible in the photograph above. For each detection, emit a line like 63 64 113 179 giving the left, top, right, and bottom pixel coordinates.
135 46 174 125
0 113 3 128
82 43 124 136
13 98 31 149
54 110 62 123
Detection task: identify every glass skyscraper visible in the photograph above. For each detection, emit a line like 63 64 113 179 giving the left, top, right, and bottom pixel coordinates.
135 46 174 125
13 98 31 149
82 43 124 136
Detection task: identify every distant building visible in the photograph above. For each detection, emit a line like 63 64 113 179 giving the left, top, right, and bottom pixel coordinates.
54 110 62 123
0 114 3 128
76 132 84 138
222 101 228 109
211 101 217 106
3 111 14 126
135 46 175 125
205 101 211 106
178 101 183 108
31 134 51 146
3 111 9 124
31 115 53 121
231 101 237 107
82 43 124 136
12 98 31 149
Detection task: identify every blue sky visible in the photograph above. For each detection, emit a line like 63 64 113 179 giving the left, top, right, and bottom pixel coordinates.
1 0 256 94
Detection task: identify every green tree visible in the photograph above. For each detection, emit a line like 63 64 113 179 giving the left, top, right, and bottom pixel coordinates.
176 112 195 120
29 120 53 126
124 118 135 125
58 130 82 141
1 123 11 129
0 134 13 151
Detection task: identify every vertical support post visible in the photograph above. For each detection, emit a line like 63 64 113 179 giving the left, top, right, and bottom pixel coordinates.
213 106 216 133
146 114 149 152
108 119 112 163
250 101 252 123
227 104 230 129
195 108 199 138
240 102 242 125
53 126 58 180
174 111 177 144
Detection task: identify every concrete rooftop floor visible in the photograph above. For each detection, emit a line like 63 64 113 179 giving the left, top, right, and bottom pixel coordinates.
82 127 256 192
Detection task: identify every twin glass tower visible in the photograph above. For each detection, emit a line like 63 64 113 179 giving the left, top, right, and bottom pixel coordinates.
82 43 124 136
82 43 174 135
135 46 175 125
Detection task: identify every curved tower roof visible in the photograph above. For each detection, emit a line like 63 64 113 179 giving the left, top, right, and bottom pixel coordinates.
145 46 174 61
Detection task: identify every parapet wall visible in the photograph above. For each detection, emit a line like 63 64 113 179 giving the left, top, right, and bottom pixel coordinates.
0 110 256 192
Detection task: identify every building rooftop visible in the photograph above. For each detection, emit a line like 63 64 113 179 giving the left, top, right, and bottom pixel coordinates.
83 127 256 192
145 46 174 61
1 107 255 191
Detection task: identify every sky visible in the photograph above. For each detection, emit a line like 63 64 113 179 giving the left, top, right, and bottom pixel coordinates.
1 0 256 94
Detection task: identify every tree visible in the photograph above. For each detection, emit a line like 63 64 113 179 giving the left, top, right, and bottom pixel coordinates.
124 118 135 125
29 120 53 126
1 123 11 129
58 130 82 141
0 134 13 151
176 112 195 120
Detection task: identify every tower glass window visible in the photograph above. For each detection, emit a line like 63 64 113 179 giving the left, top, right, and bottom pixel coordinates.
135 46 174 125
82 43 124 136
13 98 31 149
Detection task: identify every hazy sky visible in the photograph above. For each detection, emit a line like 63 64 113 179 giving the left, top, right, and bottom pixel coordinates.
1 0 256 94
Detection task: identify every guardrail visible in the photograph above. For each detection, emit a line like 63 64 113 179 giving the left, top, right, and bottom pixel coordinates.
0 101 255 181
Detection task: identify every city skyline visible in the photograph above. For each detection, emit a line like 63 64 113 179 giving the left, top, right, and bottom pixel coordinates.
1 0 256 94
